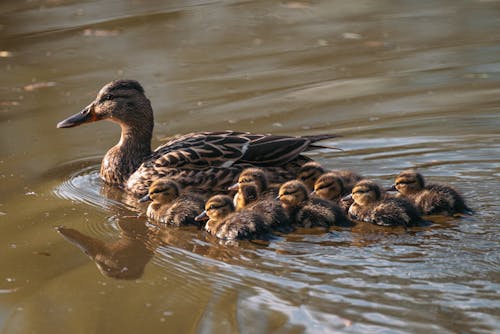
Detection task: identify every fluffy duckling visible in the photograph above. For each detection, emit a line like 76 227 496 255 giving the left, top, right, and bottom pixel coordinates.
296 161 325 191
235 182 291 232
349 180 423 227
312 173 353 213
229 167 279 199
195 195 271 240
139 179 205 226
278 180 351 228
389 170 471 215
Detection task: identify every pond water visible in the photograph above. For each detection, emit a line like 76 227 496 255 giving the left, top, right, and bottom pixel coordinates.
1 0 499 333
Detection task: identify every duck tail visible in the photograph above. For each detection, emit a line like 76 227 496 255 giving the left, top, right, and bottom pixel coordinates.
303 134 342 151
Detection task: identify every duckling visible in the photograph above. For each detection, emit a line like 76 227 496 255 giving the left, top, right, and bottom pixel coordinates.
296 161 325 191
195 195 271 241
139 179 205 226
228 167 279 207
349 180 423 227
312 172 352 213
389 170 471 215
57 79 337 197
278 180 351 228
235 182 291 232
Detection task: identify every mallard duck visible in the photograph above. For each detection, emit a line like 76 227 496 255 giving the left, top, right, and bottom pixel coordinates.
277 180 351 228
57 80 337 197
195 195 271 240
348 179 423 227
312 172 352 213
234 181 291 232
297 161 363 193
296 161 325 191
388 170 471 215
139 179 205 226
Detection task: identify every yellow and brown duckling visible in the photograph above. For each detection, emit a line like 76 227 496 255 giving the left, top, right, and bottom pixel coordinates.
195 195 271 241
348 179 424 227
312 172 354 213
228 167 279 207
278 180 351 228
296 161 326 192
234 182 291 233
139 179 205 226
57 80 337 197
389 170 472 216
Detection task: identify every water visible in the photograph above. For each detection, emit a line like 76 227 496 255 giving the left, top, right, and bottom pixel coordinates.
1 1 499 333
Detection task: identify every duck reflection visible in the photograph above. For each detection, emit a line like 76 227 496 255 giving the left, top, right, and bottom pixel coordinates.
56 218 156 280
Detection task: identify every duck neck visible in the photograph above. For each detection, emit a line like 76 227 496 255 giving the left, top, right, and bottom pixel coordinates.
101 121 153 187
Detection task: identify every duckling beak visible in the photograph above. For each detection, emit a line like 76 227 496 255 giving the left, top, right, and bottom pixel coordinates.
310 190 316 196
342 193 352 201
275 195 281 200
227 183 239 191
194 211 208 222
385 185 397 192
138 194 152 203
57 103 96 128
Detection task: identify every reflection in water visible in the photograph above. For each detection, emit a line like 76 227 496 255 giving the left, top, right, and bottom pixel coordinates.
56 219 155 280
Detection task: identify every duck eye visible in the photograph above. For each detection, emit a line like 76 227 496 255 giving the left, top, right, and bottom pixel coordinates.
102 94 114 101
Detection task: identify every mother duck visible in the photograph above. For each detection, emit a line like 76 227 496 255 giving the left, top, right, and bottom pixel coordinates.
57 79 337 197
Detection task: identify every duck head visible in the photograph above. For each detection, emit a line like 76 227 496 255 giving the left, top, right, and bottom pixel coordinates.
296 161 325 191
391 170 425 195
235 182 260 210
351 180 382 206
313 172 345 200
228 168 268 192
277 180 308 207
139 179 180 204
57 79 153 132
196 195 234 222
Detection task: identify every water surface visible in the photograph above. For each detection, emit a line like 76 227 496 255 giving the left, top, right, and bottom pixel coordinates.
1 1 499 333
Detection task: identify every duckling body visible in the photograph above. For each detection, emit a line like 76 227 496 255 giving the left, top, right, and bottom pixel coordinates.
57 80 337 197
196 195 271 240
391 170 471 216
278 180 351 228
349 180 423 227
140 179 204 226
235 182 291 232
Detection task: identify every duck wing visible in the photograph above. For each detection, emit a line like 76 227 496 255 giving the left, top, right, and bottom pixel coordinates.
148 131 337 169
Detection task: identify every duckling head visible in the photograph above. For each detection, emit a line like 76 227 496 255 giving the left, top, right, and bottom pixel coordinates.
228 168 268 192
57 80 153 133
393 170 425 195
297 161 325 191
139 179 180 204
313 172 345 200
351 180 382 206
278 180 309 208
197 195 235 222
236 182 260 210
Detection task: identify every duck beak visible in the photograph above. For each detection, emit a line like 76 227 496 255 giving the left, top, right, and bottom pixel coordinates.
227 183 239 191
138 194 152 203
195 211 208 222
57 103 96 128
386 184 397 192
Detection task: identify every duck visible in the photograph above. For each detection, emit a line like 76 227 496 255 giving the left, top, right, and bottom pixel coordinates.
297 161 363 193
57 79 337 197
312 172 352 213
195 195 271 240
234 181 291 232
388 170 472 216
348 179 424 227
277 180 351 228
139 179 205 226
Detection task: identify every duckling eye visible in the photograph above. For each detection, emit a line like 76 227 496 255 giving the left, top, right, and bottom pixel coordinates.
102 94 114 102
317 182 333 190
354 189 368 194
396 180 414 185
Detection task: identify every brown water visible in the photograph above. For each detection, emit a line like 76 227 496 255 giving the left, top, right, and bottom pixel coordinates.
1 1 499 333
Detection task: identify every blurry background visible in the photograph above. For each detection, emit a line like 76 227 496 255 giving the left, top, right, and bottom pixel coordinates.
0 1 499 333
